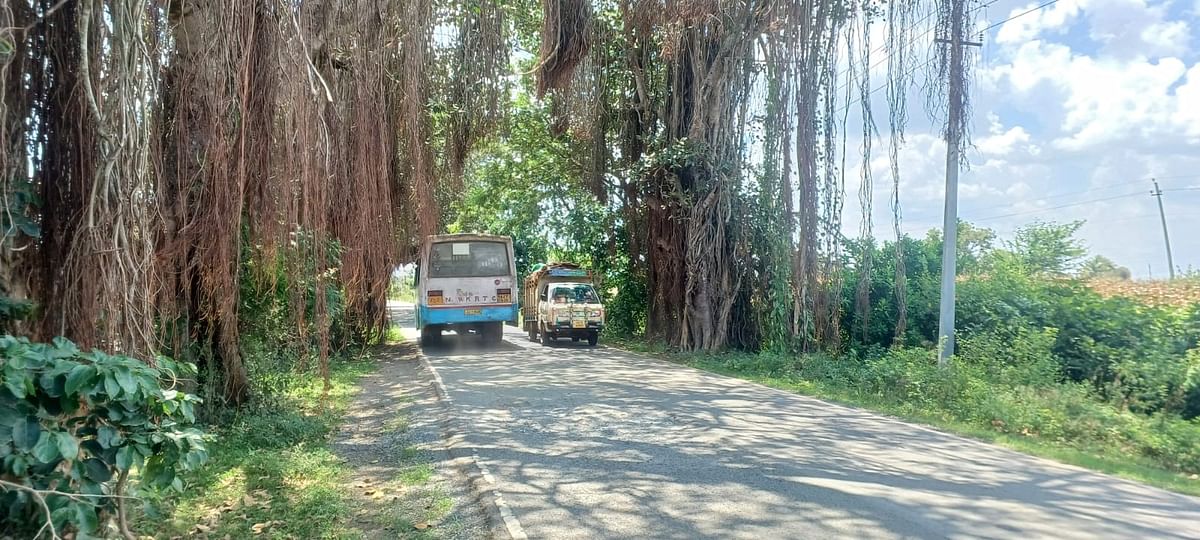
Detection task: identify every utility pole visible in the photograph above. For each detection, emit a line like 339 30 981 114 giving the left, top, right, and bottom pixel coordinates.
934 0 980 367
1151 178 1176 280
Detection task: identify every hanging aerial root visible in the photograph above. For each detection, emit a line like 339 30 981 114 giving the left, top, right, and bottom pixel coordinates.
536 0 593 98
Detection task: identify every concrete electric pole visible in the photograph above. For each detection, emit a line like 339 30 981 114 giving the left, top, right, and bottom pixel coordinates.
935 0 980 367
1151 178 1176 280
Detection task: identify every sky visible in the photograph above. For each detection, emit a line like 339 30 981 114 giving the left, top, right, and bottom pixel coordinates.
842 0 1200 279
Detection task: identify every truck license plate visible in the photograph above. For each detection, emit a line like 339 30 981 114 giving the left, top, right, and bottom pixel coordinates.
572 320 586 329
464 308 482 316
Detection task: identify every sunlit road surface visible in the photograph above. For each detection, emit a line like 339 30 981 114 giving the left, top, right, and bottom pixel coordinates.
388 301 1200 540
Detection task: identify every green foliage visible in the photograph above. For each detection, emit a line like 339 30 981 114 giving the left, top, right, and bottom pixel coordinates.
234 230 354 413
0 294 33 327
602 246 648 337
137 352 374 539
0 335 207 537
1 177 40 242
841 235 943 347
388 269 416 302
842 220 1200 420
1079 255 1132 280
450 95 607 274
1010 219 1087 277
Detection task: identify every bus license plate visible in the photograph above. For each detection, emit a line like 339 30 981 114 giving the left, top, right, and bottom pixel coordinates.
464 308 482 316
572 320 586 329
497 293 511 303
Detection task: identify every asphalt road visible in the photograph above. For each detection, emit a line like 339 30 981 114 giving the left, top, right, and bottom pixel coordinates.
393 303 1200 540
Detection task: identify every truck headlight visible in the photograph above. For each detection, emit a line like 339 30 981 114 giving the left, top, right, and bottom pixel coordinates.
589 309 603 318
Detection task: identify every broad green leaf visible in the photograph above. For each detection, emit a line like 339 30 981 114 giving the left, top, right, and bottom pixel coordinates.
3 372 27 399
0 401 19 425
184 450 204 470
79 479 104 497
81 439 104 458
54 432 79 460
11 416 39 451
5 353 27 370
73 503 99 533
65 364 96 395
97 426 121 448
38 373 62 397
151 463 174 488
31 432 59 463
17 220 40 238
82 458 112 482
180 400 196 423
103 373 121 398
115 446 139 471
11 455 28 476
114 367 137 396
50 505 73 533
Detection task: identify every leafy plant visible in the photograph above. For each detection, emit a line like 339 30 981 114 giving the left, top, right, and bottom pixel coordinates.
0 335 207 539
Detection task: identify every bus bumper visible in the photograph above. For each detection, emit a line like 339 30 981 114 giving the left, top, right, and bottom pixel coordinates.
417 304 519 328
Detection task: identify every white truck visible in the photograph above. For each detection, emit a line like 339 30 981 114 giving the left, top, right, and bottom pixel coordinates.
522 262 605 346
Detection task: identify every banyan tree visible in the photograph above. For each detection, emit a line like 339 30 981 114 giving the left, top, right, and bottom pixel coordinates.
1 0 968 401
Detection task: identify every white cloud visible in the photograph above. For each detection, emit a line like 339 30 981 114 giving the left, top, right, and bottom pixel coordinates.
994 0 1084 44
995 0 1193 57
985 40 1198 151
1141 20 1192 56
976 125 1036 156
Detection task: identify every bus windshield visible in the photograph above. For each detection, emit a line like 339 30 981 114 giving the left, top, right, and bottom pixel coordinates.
428 241 510 278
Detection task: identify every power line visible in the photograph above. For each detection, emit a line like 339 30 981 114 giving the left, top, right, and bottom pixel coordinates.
969 176 1200 214
969 191 1144 222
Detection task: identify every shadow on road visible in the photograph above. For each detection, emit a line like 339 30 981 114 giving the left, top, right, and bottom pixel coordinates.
420 333 524 357
421 339 1200 540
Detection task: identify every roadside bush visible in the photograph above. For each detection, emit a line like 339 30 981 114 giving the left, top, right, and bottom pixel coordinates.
957 327 1060 388
1 335 207 538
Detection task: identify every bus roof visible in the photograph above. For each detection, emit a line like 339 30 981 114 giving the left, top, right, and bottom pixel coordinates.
424 233 511 245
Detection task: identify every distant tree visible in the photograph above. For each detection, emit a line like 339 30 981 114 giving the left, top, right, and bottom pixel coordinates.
1011 220 1088 277
1079 255 1132 280
922 220 998 275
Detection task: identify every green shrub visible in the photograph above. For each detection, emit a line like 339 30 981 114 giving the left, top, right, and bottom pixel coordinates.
1 335 207 538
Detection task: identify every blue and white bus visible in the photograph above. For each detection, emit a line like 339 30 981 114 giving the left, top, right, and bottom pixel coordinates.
415 233 518 345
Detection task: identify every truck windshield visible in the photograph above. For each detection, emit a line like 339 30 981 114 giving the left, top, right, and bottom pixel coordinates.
428 241 510 278
552 284 599 303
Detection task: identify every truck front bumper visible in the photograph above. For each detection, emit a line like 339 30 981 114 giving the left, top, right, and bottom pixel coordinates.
549 321 604 336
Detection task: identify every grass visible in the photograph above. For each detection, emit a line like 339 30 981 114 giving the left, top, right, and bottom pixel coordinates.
135 338 456 539
609 338 1200 498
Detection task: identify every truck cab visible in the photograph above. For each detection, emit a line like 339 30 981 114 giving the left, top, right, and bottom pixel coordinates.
522 264 605 346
